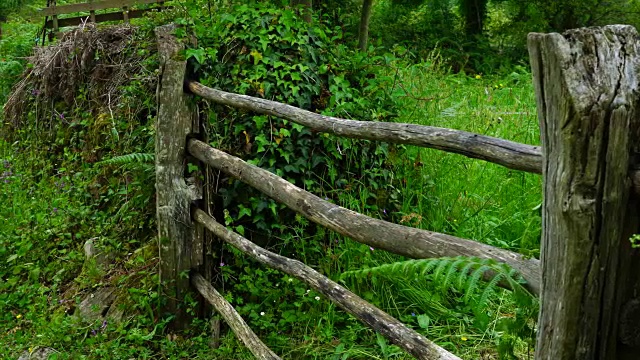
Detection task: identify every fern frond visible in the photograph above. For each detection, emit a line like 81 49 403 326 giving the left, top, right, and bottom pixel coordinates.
479 272 505 306
465 264 491 303
457 260 477 289
441 257 466 291
341 256 534 303
432 258 451 282
97 153 154 166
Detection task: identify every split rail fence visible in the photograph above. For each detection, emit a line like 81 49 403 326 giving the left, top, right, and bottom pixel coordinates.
40 0 165 36
154 24 640 360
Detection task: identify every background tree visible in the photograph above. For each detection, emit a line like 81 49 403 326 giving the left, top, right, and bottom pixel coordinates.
358 0 374 51
459 0 487 37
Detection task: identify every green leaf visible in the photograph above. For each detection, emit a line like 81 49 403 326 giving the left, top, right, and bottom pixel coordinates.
238 207 252 219
185 48 206 64
417 314 430 330
250 50 263 65
254 115 268 129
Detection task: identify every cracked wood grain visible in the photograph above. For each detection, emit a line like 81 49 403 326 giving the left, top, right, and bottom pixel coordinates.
529 25 640 360
155 24 202 328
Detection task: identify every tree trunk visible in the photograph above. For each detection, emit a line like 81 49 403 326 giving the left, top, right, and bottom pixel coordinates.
529 25 640 359
460 0 487 37
358 0 374 51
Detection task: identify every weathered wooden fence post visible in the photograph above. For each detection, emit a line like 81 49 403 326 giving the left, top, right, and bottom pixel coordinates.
88 0 96 23
155 24 203 328
529 25 640 359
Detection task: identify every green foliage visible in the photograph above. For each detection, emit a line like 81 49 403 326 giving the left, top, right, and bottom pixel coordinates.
97 152 154 167
342 256 538 358
0 19 169 357
363 0 640 73
630 234 640 248
0 0 28 19
369 0 489 72
342 256 531 301
0 1 546 358
179 1 399 235
0 21 37 106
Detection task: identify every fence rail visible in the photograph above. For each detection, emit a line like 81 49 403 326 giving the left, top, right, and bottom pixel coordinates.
187 138 541 295
186 81 543 174
39 0 162 16
191 272 281 360
153 23 543 357
39 0 164 33
193 208 460 360
153 23 640 360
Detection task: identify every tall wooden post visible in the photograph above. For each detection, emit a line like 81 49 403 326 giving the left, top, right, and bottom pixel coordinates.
155 24 203 328
122 6 129 24
529 25 640 359
89 0 96 22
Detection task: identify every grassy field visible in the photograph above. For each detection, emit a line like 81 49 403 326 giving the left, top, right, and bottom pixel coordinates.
327 64 541 359
1 14 541 359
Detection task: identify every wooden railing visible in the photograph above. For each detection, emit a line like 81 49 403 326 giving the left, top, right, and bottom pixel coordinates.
153 23 640 360
40 0 164 33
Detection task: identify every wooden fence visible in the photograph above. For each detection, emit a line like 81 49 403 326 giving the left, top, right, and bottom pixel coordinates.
154 23 640 360
40 0 164 34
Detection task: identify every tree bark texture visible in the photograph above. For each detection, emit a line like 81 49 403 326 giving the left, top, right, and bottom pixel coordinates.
155 24 203 328
193 209 462 360
358 0 374 52
191 273 281 360
186 81 542 174
529 25 640 360
187 139 541 295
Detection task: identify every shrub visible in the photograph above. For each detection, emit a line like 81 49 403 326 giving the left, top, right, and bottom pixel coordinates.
180 1 401 239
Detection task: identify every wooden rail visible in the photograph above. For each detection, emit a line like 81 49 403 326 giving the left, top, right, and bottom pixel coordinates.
151 27 542 356
187 138 541 295
40 0 162 16
186 81 543 174
193 208 461 360
40 0 164 32
191 273 281 360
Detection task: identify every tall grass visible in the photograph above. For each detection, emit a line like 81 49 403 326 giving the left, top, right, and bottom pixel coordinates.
329 62 542 359
392 63 541 255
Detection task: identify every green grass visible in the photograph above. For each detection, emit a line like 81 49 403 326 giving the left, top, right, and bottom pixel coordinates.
328 62 541 359
392 64 541 255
